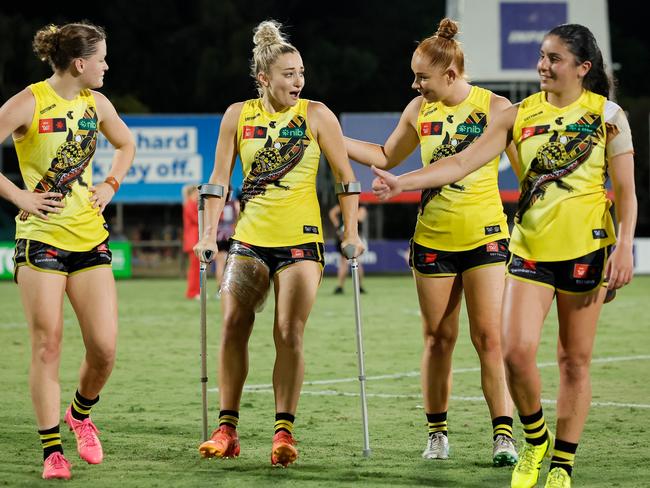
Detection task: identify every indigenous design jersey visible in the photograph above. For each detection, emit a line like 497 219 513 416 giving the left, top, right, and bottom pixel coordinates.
13 81 107 251
511 90 616 261
414 85 508 251
233 98 323 247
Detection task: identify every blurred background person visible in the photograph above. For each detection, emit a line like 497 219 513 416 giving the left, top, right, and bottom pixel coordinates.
329 202 367 294
214 190 240 298
182 184 200 299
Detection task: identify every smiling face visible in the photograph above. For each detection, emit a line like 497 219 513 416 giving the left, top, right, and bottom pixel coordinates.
537 34 591 96
75 39 108 89
410 51 451 103
258 51 304 109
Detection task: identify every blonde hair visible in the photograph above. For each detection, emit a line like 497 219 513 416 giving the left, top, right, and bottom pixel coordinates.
415 18 465 76
250 20 298 96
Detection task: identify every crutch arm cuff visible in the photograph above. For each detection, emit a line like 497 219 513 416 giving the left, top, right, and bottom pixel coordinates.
335 181 361 194
198 183 225 199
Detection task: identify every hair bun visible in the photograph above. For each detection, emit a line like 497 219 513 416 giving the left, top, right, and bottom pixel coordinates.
253 20 287 49
436 18 459 40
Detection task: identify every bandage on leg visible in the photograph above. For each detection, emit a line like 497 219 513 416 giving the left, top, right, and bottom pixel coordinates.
221 251 271 313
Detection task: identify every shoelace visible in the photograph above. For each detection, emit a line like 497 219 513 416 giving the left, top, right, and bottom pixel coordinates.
214 432 234 443
546 469 569 487
427 433 445 451
77 420 100 447
274 433 296 446
47 453 69 470
495 435 515 450
516 444 539 473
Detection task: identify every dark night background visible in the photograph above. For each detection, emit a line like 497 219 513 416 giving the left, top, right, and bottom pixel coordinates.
1 1 648 237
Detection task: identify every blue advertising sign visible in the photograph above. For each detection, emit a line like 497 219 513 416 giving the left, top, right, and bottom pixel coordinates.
94 115 244 203
500 2 567 70
340 113 422 197
324 239 411 274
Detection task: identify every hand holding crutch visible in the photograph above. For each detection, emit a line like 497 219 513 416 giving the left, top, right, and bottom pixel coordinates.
196 183 224 441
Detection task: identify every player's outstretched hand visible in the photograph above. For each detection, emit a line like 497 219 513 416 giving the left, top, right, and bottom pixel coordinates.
371 166 402 201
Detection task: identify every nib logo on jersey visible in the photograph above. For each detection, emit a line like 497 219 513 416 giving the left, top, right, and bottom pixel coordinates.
39 118 67 133
279 126 305 138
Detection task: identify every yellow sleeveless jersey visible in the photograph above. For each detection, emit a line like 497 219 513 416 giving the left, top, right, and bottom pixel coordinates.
413 85 508 251
232 98 323 247
511 90 616 261
13 81 107 251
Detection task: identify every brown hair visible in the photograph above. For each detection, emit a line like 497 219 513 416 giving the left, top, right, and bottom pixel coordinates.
415 18 465 75
250 20 299 96
33 22 106 71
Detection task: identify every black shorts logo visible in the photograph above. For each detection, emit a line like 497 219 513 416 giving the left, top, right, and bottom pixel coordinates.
592 229 608 239
303 225 319 235
484 225 501 236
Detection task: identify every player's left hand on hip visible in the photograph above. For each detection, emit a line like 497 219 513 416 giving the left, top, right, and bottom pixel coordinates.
88 183 115 214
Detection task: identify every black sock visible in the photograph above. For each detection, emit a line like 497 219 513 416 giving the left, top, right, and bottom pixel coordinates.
492 415 514 440
39 425 63 460
218 410 239 429
519 408 549 446
426 411 448 437
274 412 295 434
550 438 578 476
71 390 99 421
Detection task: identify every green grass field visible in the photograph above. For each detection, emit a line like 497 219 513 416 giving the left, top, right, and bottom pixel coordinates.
1 275 649 487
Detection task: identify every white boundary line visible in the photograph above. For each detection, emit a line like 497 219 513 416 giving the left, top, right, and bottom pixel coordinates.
207 354 650 409
239 389 650 409
226 354 650 391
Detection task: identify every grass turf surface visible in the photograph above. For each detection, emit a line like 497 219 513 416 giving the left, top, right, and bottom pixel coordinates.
1 275 649 487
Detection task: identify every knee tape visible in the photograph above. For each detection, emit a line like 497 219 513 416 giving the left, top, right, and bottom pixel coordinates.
221 253 270 313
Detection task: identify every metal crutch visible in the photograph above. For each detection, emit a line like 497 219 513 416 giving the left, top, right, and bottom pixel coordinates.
197 183 224 441
342 244 371 457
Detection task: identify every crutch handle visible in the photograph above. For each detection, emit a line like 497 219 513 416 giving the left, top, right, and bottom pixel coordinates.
342 244 357 259
200 249 214 263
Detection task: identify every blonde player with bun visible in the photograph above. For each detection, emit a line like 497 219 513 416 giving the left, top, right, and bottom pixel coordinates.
0 22 134 480
345 18 518 466
194 19 364 466
372 23 636 488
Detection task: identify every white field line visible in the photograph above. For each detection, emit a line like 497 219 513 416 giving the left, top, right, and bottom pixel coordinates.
207 354 650 409
222 354 650 391
238 389 650 409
